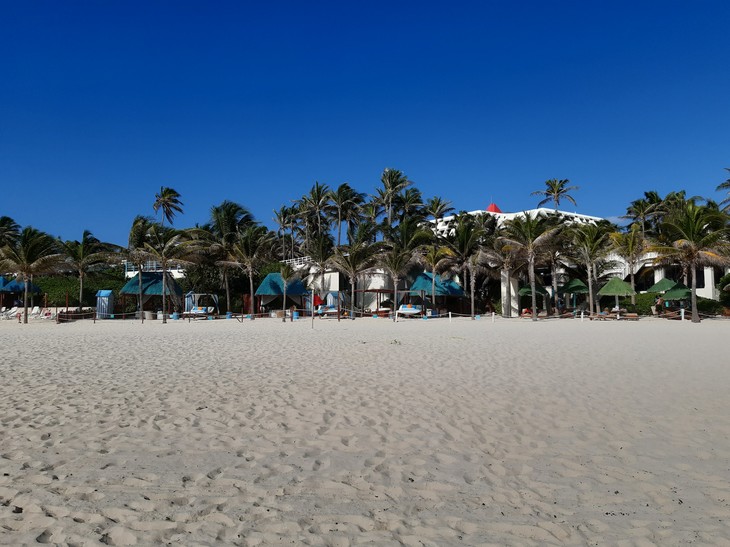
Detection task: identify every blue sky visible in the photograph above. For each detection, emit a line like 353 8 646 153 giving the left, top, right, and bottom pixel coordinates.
2 1 729 246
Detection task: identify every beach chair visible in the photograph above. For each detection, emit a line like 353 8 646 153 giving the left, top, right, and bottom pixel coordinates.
1 307 19 320
396 304 422 318
29 306 41 319
317 304 339 318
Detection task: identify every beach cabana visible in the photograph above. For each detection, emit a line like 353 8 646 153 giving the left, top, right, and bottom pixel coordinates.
119 272 183 313
597 277 635 309
255 273 309 312
184 292 219 315
646 277 677 294
409 272 465 297
95 290 114 319
662 282 691 301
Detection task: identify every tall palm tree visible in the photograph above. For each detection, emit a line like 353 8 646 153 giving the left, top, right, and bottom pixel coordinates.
207 201 254 312
649 203 730 323
153 186 184 227
423 196 454 222
126 216 153 317
482 235 522 318
378 168 412 230
393 187 424 224
715 168 730 212
328 223 378 319
0 216 20 248
500 213 561 320
278 262 300 322
569 223 611 315
305 233 335 301
0 227 62 323
420 242 455 312
142 225 195 324
379 218 431 321
609 224 646 305
228 225 275 318
531 179 579 212
58 230 120 309
440 215 489 319
623 198 654 237
329 183 365 247
297 182 332 243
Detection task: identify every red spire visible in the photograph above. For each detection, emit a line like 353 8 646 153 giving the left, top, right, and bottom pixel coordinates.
486 202 502 213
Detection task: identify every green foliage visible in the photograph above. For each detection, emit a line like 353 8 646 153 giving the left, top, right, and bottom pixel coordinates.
35 268 127 306
615 292 655 315
717 273 730 308
696 297 724 316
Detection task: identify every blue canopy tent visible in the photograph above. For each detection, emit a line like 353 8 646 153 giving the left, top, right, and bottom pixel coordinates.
0 278 42 294
255 273 309 314
409 272 465 297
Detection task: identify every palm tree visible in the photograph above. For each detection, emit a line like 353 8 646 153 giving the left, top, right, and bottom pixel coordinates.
569 223 611 315
0 216 20 248
278 262 300 322
153 186 184 227
609 224 646 305
715 168 730 212
393 187 424 224
649 203 730 323
305 233 335 301
423 196 454 222
623 198 654 238
531 179 579 212
481 236 522 318
142 225 195 324
207 201 254 312
420 242 455 312
329 183 365 247
500 213 561 320
58 230 119 309
379 218 431 321
297 182 332 243
328 223 378 319
228 225 275 319
378 168 412 230
126 216 153 317
440 215 489 319
0 227 62 323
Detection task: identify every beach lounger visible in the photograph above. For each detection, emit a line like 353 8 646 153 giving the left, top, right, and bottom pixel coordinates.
1 307 19 320
396 304 422 318
620 313 640 321
317 305 339 318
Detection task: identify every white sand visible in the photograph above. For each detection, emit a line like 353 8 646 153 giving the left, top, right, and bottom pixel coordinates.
1 316 729 546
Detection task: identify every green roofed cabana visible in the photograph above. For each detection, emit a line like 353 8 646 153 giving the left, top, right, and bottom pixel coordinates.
120 272 183 313
646 277 677 294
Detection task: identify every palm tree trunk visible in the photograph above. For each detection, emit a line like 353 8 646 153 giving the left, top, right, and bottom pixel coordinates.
587 265 595 316
551 262 559 316
350 276 355 319
392 275 398 322
282 283 287 322
23 280 29 324
138 263 143 319
337 211 342 247
469 265 475 319
630 269 636 305
691 264 700 323
529 256 538 322
248 266 255 320
79 271 84 311
431 270 436 314
161 267 167 324
592 263 599 312
224 268 231 313
503 268 512 318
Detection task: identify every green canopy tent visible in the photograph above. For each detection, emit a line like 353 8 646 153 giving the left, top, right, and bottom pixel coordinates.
518 283 549 311
646 277 677 294
558 278 589 309
120 272 183 315
597 277 636 309
662 282 691 301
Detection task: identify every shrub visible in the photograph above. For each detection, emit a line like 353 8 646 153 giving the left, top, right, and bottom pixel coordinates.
717 273 730 308
696 297 724 316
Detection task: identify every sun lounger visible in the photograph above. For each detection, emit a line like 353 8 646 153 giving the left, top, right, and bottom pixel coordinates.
620 312 640 321
182 306 215 319
396 304 422 318
1 307 19 320
317 305 339 318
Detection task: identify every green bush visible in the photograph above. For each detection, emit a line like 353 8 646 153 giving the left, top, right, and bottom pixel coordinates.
696 297 724 316
35 268 127 307
615 292 656 315
717 273 730 308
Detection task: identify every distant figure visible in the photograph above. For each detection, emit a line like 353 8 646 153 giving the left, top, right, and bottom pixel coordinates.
655 297 664 314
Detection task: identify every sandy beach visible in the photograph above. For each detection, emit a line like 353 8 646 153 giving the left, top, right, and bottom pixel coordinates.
1 317 729 546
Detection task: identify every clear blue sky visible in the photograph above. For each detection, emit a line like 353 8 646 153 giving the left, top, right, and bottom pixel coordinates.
2 1 729 246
